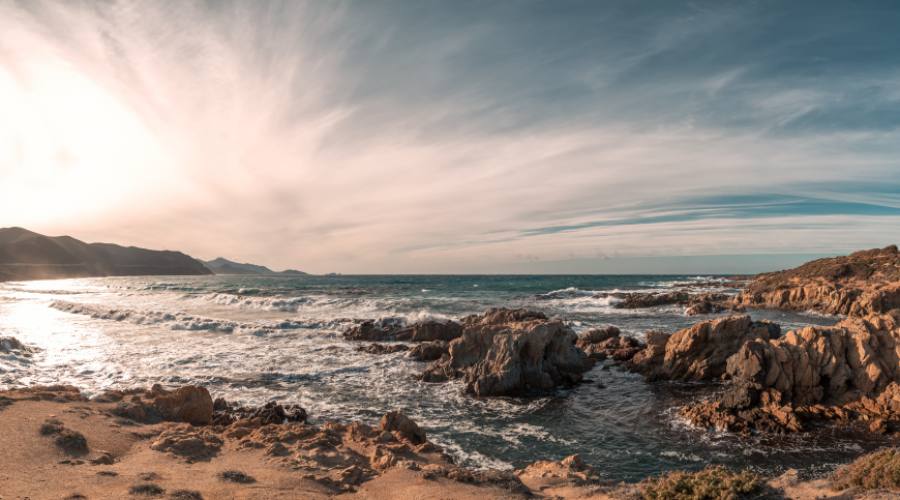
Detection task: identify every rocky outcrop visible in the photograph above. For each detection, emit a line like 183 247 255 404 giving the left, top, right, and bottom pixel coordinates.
580 316 778 383
576 326 643 361
343 318 462 343
211 399 307 426
610 291 737 315
641 315 780 381
738 245 900 317
380 411 426 444
407 340 448 361
682 311 900 433
112 384 214 425
356 343 409 355
421 308 592 396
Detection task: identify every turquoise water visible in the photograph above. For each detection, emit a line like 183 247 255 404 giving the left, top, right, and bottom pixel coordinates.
0 274 887 481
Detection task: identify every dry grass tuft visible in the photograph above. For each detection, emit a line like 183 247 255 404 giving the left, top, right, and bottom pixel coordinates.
638 465 762 500
831 448 900 492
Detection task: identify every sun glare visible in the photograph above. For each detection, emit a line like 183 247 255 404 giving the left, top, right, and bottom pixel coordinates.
0 61 168 227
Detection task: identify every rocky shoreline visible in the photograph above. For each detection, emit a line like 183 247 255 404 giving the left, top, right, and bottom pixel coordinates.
2 246 900 498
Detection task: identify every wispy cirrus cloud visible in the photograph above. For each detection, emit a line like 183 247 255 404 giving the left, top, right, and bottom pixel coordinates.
1 0 898 273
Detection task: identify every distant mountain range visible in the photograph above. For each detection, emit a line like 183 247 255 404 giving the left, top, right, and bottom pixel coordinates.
0 227 211 281
202 257 307 276
0 227 306 281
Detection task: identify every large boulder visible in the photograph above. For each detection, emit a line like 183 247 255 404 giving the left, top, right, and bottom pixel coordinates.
113 385 214 425
421 309 592 396
738 245 900 317
380 410 426 444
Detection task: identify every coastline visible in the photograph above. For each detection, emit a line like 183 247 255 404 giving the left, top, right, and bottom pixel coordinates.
1 246 898 498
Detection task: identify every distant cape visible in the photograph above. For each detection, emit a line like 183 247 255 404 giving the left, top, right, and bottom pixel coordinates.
202 257 307 276
0 227 212 281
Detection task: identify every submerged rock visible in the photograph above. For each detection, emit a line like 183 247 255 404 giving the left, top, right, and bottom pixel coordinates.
407 340 448 361
356 343 409 355
421 308 592 396
343 318 462 343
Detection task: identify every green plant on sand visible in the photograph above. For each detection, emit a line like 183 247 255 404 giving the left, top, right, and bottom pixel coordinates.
638 465 762 500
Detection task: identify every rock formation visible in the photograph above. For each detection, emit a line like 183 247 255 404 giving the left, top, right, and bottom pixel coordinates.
578 315 779 383
109 384 214 425
738 245 900 317
343 318 462 343
421 308 592 396
407 340 449 361
682 311 900 434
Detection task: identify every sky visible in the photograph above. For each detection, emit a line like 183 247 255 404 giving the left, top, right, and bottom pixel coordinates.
1 0 899 274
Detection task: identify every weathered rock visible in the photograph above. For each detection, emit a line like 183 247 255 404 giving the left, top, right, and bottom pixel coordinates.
113 385 213 425
212 399 307 426
683 311 900 433
355 343 409 355
150 424 223 460
644 315 780 381
407 340 448 362
343 318 462 343
342 318 407 341
380 411 426 444
738 245 900 317
421 309 592 396
517 454 601 489
577 327 643 362
394 320 463 342
613 291 691 309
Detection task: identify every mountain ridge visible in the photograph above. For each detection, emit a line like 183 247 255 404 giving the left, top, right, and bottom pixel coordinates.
0 227 212 281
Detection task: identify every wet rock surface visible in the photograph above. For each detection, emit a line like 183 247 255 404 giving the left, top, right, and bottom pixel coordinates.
421 308 592 396
407 340 449 361
343 318 462 342
211 399 307 426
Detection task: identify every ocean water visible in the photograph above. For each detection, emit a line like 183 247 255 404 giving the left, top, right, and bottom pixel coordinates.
0 274 889 481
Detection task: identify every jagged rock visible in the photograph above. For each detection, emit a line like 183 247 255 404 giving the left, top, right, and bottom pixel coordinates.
212 399 307 426
614 291 691 309
113 385 213 425
407 341 448 361
380 411 426 444
343 318 462 342
642 315 780 381
394 320 463 342
421 309 592 396
356 343 409 355
577 327 642 362
738 245 900 317
683 311 900 433
342 318 407 341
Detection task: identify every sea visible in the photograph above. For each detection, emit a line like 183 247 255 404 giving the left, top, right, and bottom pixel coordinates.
0 274 889 481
